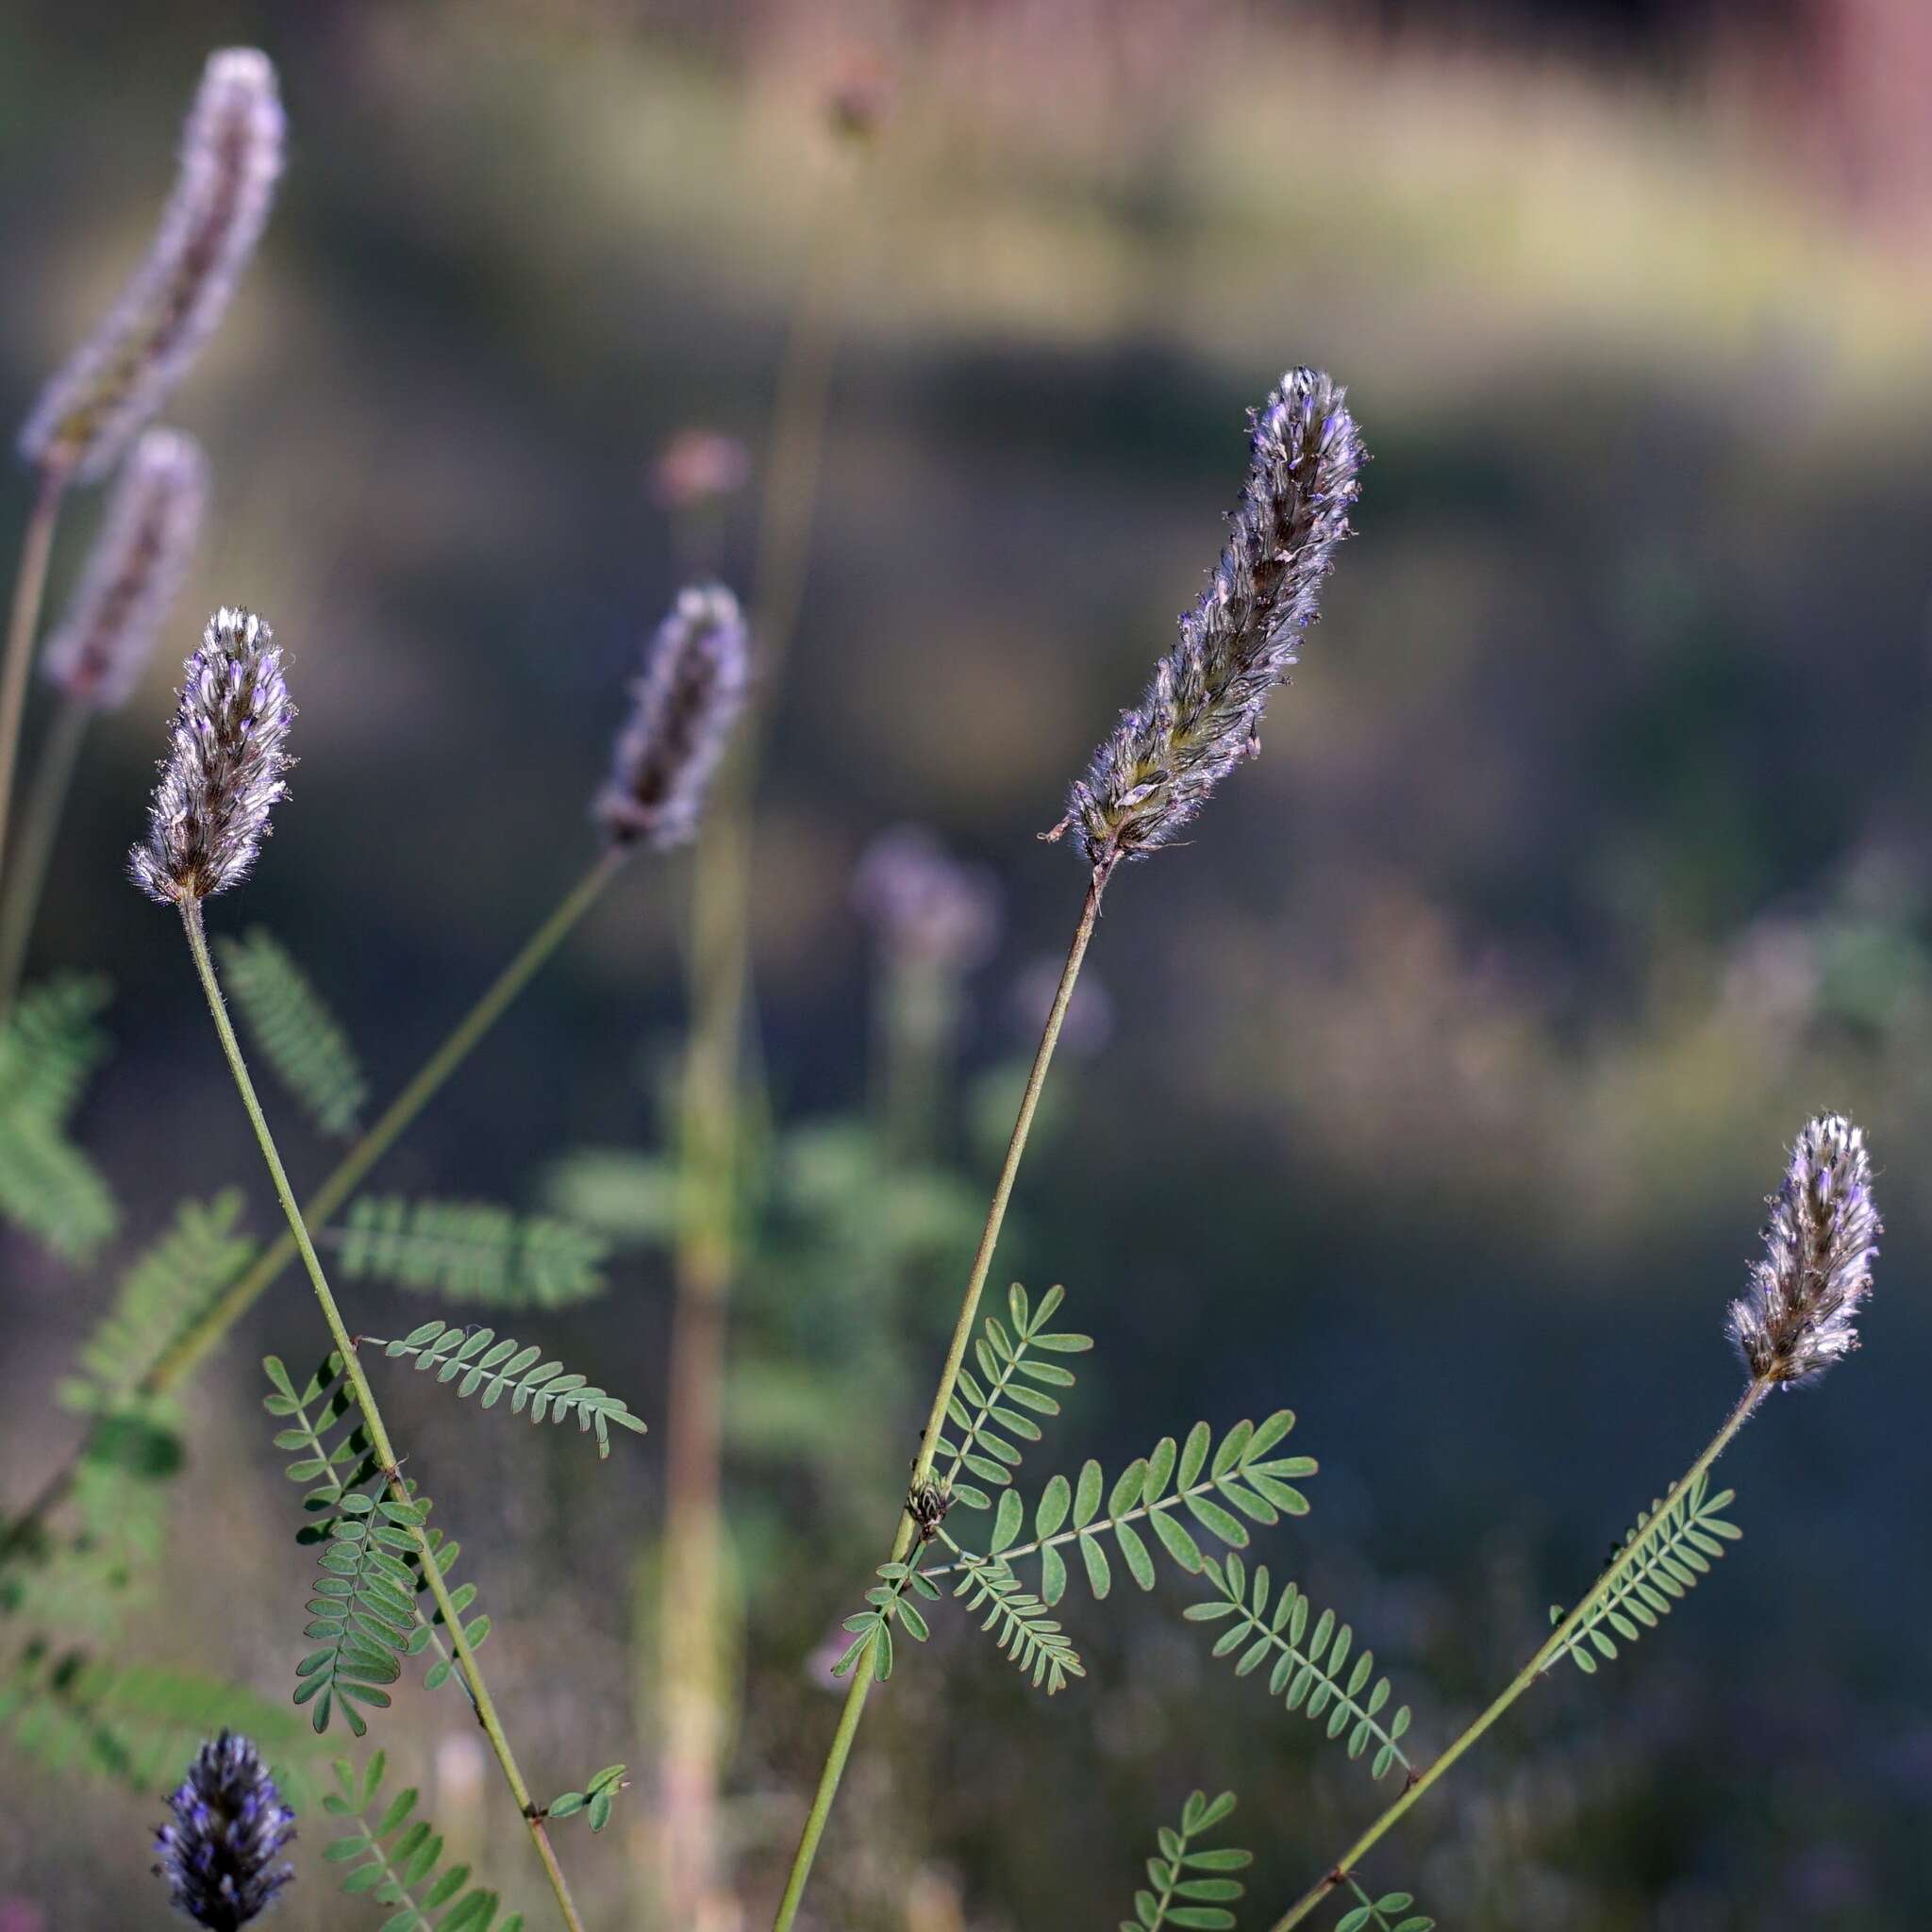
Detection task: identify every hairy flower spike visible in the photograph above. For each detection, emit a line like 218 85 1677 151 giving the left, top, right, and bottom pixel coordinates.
42 427 208 708
595 583 750 849
1058 368 1366 874
1728 1114 1880 1387
19 49 284 483
131 607 293 905
153 1729 296 1930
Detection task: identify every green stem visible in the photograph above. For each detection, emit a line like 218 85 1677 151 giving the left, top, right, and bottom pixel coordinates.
150 843 627 1390
1194 1587 1410 1771
741 160 857 760
0 466 69 910
345 1807 444 1926
654 754 751 1922
1144 1816 1203 1932
1150 1865 1180 1928
0 846 625 1568
769 869 1108 1932
1342 1876 1395 1929
876 954 954 1170
178 896 586 1932
654 152 863 1922
0 692 90 1016
278 1364 473 1707
1264 1378 1770 1932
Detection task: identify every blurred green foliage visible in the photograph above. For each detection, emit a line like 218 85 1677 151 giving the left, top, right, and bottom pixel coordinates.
2 3 1931 1928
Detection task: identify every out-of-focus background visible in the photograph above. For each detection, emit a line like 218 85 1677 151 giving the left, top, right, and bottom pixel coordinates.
4 1 1931 1927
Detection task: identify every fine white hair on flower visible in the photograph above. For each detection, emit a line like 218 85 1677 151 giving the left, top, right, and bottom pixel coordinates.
1726 1114 1880 1388
1056 367 1366 876
42 427 208 710
595 583 750 851
131 607 293 907
19 48 284 483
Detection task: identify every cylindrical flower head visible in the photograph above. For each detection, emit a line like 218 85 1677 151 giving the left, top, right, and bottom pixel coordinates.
42 427 208 708
153 1729 296 1930
131 607 293 906
1060 368 1366 874
595 584 750 849
1727 1114 1881 1387
20 49 284 483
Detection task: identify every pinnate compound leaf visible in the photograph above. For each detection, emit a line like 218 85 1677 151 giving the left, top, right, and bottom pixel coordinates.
335 1197 610 1309
1339 1875 1437 1931
1191 1557 1412 1783
263 1355 487 1733
329 1748 529 1926
0 975 117 1260
1119 1790 1249 1931
932 1406 1316 1609
60 1192 254 1414
217 930 370 1138
1546 1472 1741 1674
544 1763 628 1833
363 1321 645 1457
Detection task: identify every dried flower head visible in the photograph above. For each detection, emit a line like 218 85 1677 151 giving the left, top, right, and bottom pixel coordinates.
651 428 752 512
595 584 750 849
153 1729 295 1930
827 51 893 140
42 427 208 708
852 825 1003 972
1727 1114 1880 1387
1057 368 1366 875
131 607 293 906
20 49 284 483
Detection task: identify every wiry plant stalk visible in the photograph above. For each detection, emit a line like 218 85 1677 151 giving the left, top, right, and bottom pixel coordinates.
133 607 585 1930
1264 1381 1765 1931
0 467 71 918
566 582 758 1924
772 368 1367 1931
0 693 88 1013
1 578 750 1574
176 897 588 1932
654 135 868 1925
0 427 208 1010
655 799 751 1928
1264 1115 1880 1931
169 850 637 1366
772 874 1107 1930
0 845 627 1578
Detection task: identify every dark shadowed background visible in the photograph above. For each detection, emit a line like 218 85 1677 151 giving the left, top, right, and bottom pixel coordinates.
3 2 1931 1928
